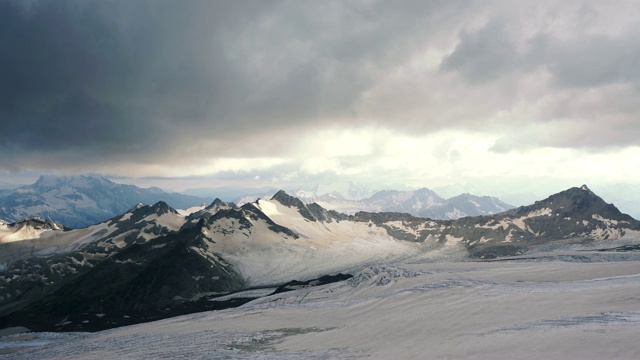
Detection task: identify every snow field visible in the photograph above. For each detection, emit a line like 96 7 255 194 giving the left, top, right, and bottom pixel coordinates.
4 259 640 359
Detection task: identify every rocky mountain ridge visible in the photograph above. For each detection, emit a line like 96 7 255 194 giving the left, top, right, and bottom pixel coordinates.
0 185 638 332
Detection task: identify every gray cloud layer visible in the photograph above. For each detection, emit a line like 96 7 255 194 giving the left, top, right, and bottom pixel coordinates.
1 0 639 174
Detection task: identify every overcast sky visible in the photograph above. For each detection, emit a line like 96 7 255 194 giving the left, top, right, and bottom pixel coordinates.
1 0 639 205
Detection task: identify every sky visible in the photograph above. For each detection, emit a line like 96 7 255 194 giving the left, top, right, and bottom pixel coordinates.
1 0 640 208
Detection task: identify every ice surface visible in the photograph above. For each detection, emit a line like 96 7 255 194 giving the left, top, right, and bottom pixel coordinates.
4 253 640 359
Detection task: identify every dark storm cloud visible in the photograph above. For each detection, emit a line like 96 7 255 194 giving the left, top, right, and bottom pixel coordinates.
2 0 640 175
438 7 640 150
547 32 640 89
440 19 522 84
442 12 640 90
0 0 471 171
0 0 267 165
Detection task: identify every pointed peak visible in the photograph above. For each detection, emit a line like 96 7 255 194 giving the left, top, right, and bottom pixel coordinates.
515 184 627 220
414 187 443 198
271 190 297 204
206 198 225 209
128 203 145 212
33 174 62 187
562 185 598 198
150 201 177 215
415 187 434 192
270 190 318 221
128 201 177 217
272 189 288 197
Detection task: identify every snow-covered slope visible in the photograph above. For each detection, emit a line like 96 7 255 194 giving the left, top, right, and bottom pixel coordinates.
0 202 187 315
201 195 426 286
175 204 206 216
5 255 640 359
0 218 68 244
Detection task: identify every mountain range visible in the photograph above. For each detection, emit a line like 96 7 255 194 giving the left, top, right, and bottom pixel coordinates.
0 175 209 228
0 176 514 230
0 184 638 332
238 187 514 220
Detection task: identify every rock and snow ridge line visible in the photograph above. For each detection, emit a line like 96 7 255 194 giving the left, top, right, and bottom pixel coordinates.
1 185 639 332
2 185 638 258
238 186 515 220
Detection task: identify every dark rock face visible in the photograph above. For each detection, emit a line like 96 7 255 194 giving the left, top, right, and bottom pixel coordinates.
5 217 70 232
271 190 317 221
307 203 348 222
352 211 434 242
466 243 528 258
267 188 640 257
505 186 639 239
241 203 300 239
451 186 640 258
272 190 347 223
0 219 245 332
0 202 190 317
182 198 237 229
270 273 353 295
343 186 640 258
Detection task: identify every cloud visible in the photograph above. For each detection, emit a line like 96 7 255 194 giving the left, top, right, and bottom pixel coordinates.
1 0 640 197
440 19 522 84
0 0 469 169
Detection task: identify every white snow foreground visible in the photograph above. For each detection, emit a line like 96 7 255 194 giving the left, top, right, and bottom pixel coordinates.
3 257 640 359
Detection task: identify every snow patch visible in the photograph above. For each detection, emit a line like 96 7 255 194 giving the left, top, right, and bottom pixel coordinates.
177 205 206 216
119 212 133 221
256 199 281 217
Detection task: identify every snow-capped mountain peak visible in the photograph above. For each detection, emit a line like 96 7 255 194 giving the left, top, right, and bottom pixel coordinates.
0 175 208 228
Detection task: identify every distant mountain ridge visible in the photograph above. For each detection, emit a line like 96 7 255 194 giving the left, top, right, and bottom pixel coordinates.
1 185 638 332
0 175 209 228
239 187 514 220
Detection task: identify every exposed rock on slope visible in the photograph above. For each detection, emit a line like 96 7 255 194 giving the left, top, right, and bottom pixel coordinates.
1 185 638 331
